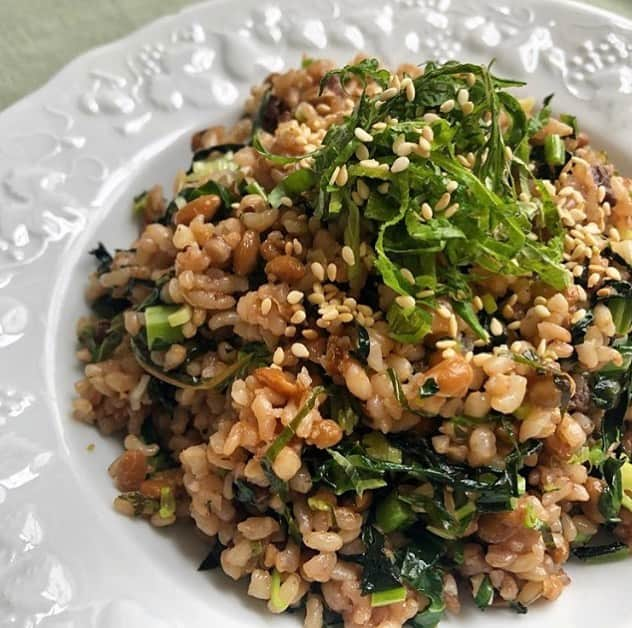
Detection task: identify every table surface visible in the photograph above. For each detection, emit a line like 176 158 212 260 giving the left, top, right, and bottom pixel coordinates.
1 0 631 111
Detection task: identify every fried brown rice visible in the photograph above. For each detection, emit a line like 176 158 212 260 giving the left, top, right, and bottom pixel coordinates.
73 56 632 627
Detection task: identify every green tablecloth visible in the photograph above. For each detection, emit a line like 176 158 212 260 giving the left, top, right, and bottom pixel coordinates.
1 0 631 111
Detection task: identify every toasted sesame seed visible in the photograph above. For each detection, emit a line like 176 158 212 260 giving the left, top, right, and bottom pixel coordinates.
472 296 483 312
377 182 390 194
456 154 471 167
342 246 356 266
421 126 434 142
436 339 457 349
397 267 414 284
442 348 457 359
357 304 374 316
339 312 354 323
379 87 399 100
290 310 306 325
606 266 622 280
507 320 521 330
461 101 474 116
536 338 547 357
327 263 338 282
336 164 349 186
284 241 293 255
396 295 416 309
588 272 601 288
440 99 455 113
490 318 504 336
446 180 458 193
287 290 304 305
418 137 432 154
351 191 363 206
359 158 379 168
272 347 285 365
302 329 318 340
609 227 621 242
534 304 551 318
457 88 469 106
391 156 410 174
354 127 373 142
328 166 341 187
416 289 435 298
504 146 513 160
284 326 296 337
293 239 303 256
421 203 433 220
435 192 451 212
291 342 309 358
372 122 387 132
437 304 452 319
308 292 324 305
444 203 460 218
311 262 325 282
405 81 415 102
261 297 272 316
355 144 370 161
448 315 458 338
357 179 370 200
423 113 440 123
321 307 339 322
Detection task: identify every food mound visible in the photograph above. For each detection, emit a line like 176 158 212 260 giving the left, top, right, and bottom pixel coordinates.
73 57 632 627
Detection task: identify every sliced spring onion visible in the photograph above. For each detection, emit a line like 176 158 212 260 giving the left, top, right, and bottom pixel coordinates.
370 586 407 607
145 305 185 349
481 293 497 314
376 492 414 533
269 569 290 613
159 486 176 519
363 432 402 463
473 575 494 609
307 496 332 512
167 304 192 328
544 134 565 166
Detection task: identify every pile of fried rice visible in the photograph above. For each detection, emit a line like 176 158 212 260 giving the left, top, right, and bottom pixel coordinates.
73 56 632 627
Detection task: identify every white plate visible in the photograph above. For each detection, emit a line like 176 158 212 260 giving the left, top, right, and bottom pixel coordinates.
1 0 631 626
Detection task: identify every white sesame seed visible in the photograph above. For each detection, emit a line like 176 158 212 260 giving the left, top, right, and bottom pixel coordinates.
504 146 513 160
359 159 380 169
606 266 622 280
465 72 476 87
321 307 339 322
507 320 521 330
302 329 318 340
354 127 373 142
391 156 410 174
290 310 306 325
401 268 415 284
490 318 504 336
273 347 285 365
355 144 370 161
421 203 433 220
342 246 356 266
372 122 387 132
394 140 414 157
291 342 309 358
440 99 455 113
284 326 296 338
536 338 547 357
377 182 390 194
472 296 483 311
310 262 325 282
446 180 458 193
457 88 469 106
308 292 324 305
395 295 416 309
389 73 401 90
421 126 434 142
261 297 272 316
442 348 456 359
416 289 434 298
339 312 355 323
287 290 304 305
423 113 440 123
327 263 338 282
328 166 341 187
279 196 293 207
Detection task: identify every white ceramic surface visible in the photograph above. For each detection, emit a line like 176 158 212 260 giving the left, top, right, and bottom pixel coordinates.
0 0 631 626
